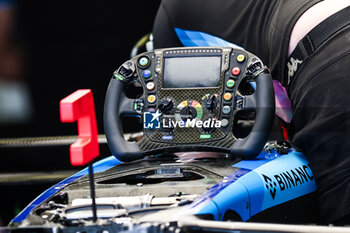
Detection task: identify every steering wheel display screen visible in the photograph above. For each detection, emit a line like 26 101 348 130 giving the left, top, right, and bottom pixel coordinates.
163 56 221 88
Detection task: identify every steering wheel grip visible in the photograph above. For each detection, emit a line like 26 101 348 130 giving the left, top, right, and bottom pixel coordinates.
231 72 275 159
104 78 143 162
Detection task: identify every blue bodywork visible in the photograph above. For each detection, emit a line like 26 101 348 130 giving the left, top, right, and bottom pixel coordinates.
192 151 316 221
11 156 122 224
174 28 243 49
11 150 317 224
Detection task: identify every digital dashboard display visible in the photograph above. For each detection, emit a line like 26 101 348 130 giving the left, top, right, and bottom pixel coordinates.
163 56 221 88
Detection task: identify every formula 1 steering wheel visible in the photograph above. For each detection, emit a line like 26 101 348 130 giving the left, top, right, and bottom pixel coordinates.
104 47 275 162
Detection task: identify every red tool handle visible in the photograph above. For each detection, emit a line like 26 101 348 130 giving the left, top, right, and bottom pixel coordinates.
60 89 99 166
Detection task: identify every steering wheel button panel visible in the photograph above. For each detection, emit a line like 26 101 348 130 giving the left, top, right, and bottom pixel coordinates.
223 93 233 101
147 95 157 104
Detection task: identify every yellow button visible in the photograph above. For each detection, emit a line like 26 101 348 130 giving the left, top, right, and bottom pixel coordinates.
224 93 233 101
147 95 156 104
237 54 245 63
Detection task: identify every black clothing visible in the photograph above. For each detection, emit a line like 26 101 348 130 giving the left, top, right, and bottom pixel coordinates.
290 20 350 223
153 0 350 224
153 0 323 86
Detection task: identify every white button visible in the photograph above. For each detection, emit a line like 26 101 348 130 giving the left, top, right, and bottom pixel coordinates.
146 82 155 91
222 106 231 114
221 119 229 127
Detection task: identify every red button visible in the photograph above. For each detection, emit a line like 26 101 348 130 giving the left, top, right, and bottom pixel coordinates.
232 67 241 76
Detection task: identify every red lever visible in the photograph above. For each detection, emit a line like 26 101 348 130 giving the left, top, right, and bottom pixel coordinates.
60 89 99 166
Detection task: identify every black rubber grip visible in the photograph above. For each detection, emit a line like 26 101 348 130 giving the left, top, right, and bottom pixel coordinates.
230 73 275 159
104 78 143 162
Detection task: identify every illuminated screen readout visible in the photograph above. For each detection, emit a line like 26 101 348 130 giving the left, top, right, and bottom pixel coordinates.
163 56 221 88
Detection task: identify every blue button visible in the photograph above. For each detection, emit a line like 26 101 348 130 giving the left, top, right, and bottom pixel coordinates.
142 70 151 79
162 135 173 140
